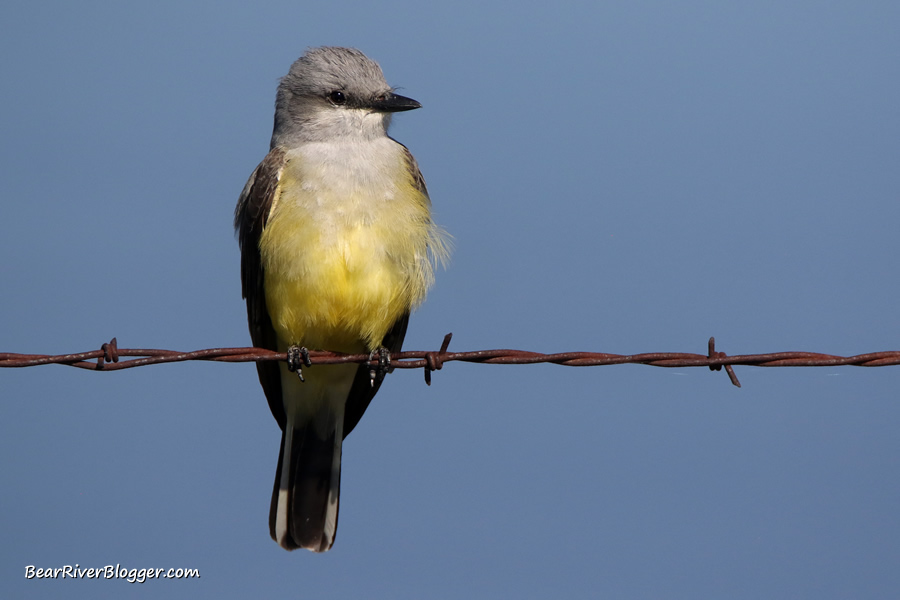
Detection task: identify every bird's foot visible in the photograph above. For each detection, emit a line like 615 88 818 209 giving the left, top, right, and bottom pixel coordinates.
368 346 393 388
287 346 311 382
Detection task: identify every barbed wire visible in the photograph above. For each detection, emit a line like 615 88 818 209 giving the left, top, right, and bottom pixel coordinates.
3 334 900 388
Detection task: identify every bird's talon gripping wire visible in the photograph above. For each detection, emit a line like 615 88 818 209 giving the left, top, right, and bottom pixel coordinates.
368 347 392 387
287 346 311 382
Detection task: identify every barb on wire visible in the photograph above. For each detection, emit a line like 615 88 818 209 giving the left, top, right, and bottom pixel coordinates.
3 334 900 388
708 337 741 388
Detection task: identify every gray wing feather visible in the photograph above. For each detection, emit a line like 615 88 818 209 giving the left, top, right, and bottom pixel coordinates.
235 147 288 428
398 142 430 198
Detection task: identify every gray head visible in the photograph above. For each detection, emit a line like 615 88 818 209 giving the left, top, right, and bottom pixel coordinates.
271 47 420 148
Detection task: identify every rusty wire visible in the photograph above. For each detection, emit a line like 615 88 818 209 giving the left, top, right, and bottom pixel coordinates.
3 334 900 388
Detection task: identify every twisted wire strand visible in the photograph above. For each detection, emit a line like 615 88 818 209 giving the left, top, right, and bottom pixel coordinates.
4 334 899 388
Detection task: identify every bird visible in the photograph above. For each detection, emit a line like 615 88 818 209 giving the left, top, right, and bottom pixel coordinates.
234 47 448 552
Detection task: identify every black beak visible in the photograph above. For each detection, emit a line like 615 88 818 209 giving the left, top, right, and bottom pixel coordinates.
372 92 421 113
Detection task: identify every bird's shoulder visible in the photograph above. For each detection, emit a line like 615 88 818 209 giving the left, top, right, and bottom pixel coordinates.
234 147 287 236
394 139 429 198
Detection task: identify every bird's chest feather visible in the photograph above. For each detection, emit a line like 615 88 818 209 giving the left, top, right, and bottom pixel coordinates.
258 142 427 349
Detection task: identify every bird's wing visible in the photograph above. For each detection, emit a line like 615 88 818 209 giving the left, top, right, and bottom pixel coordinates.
234 147 288 429
399 142 430 199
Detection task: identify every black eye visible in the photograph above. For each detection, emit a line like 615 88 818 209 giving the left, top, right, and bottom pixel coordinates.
329 90 346 105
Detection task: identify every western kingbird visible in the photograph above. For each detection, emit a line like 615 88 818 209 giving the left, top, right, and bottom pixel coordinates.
234 47 448 552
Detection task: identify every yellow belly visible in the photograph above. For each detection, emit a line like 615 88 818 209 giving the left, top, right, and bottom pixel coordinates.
258 150 433 353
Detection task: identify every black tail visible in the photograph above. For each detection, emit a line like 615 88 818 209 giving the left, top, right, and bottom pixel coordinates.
269 423 342 552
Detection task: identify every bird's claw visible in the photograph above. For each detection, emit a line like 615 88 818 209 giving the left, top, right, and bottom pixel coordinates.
287 346 311 382
368 347 392 388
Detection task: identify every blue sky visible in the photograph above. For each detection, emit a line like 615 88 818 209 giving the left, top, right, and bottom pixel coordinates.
2 1 899 598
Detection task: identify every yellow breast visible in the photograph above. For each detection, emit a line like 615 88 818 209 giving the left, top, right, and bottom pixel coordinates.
258 140 435 352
